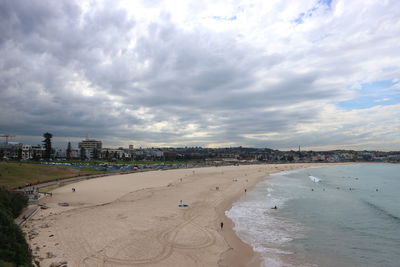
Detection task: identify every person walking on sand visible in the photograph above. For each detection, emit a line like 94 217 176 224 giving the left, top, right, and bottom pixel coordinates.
220 222 224 229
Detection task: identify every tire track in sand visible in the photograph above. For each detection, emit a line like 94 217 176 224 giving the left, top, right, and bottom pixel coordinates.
81 204 217 265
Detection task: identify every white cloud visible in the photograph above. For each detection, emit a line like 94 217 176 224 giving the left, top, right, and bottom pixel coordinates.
0 0 399 150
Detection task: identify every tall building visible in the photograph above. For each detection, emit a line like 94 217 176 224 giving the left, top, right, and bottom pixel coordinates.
78 137 102 159
78 137 102 150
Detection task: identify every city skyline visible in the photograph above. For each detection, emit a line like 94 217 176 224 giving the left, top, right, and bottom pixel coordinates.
1 0 399 151
2 134 399 153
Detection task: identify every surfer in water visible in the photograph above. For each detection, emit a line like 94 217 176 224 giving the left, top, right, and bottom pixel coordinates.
272 205 277 210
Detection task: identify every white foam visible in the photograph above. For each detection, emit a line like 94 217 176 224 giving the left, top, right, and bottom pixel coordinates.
308 176 321 182
262 256 297 267
226 172 311 267
226 187 304 259
270 165 327 178
270 169 301 176
256 247 293 255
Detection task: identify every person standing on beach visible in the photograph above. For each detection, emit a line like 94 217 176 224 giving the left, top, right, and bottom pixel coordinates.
220 222 224 229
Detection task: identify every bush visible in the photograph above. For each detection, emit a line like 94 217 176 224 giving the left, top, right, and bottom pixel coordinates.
0 188 32 266
0 188 28 218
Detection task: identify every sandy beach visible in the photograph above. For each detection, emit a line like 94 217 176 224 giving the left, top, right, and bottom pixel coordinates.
23 163 326 267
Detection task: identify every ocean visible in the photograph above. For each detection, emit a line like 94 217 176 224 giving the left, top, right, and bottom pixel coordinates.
226 164 400 267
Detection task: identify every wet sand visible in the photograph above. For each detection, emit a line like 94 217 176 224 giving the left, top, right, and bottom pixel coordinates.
23 163 325 266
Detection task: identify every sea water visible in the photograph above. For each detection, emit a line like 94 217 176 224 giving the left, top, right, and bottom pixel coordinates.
226 164 400 267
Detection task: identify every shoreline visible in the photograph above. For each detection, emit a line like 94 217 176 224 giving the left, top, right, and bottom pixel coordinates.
218 162 358 267
23 163 333 267
216 175 263 267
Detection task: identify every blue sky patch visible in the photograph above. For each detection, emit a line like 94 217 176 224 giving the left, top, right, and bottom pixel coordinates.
337 80 399 110
212 15 237 21
294 12 306 24
293 0 332 24
318 0 332 7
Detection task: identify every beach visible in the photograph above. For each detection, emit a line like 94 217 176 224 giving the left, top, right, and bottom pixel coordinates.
23 163 326 267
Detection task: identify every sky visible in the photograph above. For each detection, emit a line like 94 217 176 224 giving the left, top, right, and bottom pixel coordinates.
0 0 399 150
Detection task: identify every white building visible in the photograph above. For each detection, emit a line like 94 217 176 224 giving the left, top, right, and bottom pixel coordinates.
22 144 32 160
78 137 102 160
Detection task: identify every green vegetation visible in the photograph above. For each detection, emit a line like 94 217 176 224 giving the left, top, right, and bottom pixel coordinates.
42 132 52 161
0 162 106 189
53 159 193 165
0 188 32 267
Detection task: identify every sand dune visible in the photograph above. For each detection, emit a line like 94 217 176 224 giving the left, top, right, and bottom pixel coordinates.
24 163 324 267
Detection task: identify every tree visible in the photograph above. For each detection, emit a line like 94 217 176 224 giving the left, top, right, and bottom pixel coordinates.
0 188 32 266
32 150 41 161
93 148 99 160
42 133 53 160
80 147 86 160
17 148 22 160
66 142 72 160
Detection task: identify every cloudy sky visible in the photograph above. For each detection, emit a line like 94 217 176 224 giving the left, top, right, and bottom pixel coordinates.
1 0 399 150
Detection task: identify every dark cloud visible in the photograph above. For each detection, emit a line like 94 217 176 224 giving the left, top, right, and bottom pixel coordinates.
1 0 399 150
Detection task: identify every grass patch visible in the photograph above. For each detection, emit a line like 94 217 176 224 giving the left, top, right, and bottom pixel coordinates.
0 162 106 189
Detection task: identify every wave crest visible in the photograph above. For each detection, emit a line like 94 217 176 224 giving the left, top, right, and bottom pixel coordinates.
362 200 400 224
